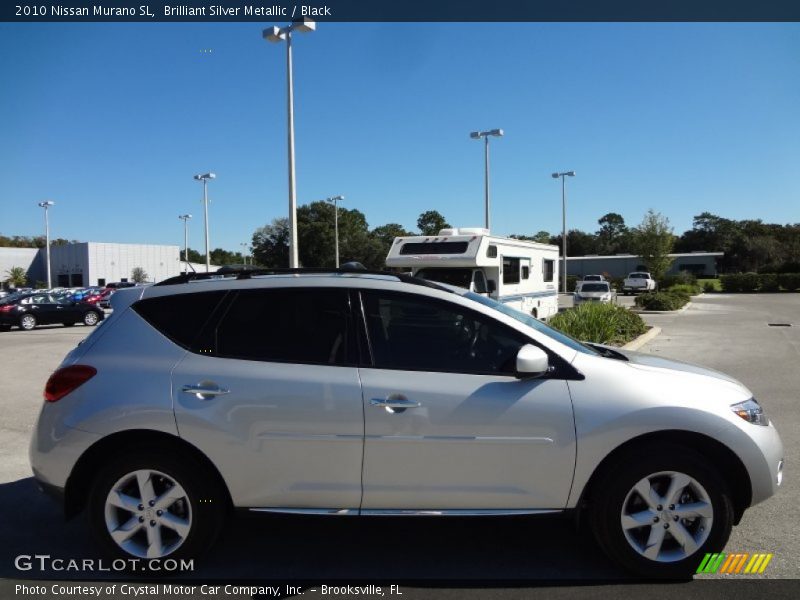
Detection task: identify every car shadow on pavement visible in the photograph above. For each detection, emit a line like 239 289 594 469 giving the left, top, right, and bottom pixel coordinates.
0 477 633 582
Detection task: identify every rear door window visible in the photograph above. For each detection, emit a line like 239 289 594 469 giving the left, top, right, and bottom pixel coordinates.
211 288 355 366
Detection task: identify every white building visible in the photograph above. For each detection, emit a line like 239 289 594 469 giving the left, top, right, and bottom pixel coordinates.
1 242 184 288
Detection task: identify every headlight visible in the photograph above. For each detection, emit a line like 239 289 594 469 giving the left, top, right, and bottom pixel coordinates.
731 398 769 426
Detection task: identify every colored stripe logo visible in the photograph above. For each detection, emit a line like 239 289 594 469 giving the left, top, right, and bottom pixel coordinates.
696 553 773 574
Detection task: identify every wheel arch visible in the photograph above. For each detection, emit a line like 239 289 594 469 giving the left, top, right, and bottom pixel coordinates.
576 430 752 527
64 429 233 519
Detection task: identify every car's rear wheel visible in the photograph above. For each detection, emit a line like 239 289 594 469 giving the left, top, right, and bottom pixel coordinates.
83 311 100 326
88 453 226 563
589 444 733 578
19 314 37 330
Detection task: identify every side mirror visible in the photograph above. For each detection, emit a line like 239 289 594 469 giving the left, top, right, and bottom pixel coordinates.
516 344 550 378
487 280 497 294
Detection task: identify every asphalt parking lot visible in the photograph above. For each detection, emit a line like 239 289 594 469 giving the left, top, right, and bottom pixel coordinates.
0 295 797 594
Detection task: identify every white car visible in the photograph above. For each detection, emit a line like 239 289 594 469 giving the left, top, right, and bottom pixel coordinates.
30 266 783 578
623 272 658 294
574 281 616 304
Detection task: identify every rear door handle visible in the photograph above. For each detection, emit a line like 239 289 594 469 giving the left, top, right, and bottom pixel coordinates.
370 394 421 413
181 383 230 399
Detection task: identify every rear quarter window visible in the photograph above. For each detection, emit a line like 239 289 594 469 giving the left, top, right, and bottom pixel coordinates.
133 291 228 349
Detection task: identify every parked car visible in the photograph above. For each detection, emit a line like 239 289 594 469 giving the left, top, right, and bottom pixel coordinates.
574 281 616 304
581 274 607 282
622 272 657 294
30 267 783 577
0 292 104 330
105 281 137 289
83 288 114 307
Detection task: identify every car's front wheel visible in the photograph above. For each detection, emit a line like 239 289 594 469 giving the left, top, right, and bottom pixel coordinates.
87 453 226 563
589 444 733 578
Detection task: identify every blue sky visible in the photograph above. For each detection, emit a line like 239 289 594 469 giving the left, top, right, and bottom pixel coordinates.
1 22 798 252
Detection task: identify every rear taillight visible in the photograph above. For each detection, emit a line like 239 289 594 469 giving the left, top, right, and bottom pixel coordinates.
44 365 97 402
0 305 13 313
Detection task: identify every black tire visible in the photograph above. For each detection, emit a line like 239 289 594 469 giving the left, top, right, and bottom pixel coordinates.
83 311 101 326
87 452 227 566
19 313 37 330
588 443 733 579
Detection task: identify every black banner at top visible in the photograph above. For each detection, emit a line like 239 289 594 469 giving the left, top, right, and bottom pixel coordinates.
3 0 800 23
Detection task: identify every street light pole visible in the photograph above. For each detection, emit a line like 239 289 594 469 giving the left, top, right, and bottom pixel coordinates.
178 214 192 273
240 242 251 265
37 201 54 288
470 129 503 231
551 171 576 294
264 18 316 269
193 173 216 272
324 195 345 267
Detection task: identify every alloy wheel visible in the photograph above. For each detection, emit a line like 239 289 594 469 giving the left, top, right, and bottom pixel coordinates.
620 470 713 562
104 469 192 559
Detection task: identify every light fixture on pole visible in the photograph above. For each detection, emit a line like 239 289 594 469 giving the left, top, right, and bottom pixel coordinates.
193 173 216 272
551 171 576 294
37 201 55 288
264 17 317 269
323 195 345 267
240 242 251 266
178 214 192 273
469 128 503 230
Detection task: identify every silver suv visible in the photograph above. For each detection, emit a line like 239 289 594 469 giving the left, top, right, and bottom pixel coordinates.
30 268 783 577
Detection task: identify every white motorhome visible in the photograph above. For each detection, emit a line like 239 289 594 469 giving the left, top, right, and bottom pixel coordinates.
385 227 560 319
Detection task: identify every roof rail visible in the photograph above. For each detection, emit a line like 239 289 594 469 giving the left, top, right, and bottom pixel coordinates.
153 265 452 293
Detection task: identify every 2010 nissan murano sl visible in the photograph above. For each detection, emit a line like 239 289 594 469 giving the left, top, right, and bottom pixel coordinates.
29 268 784 578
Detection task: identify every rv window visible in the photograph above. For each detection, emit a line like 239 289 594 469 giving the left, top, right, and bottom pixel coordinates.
415 268 473 289
503 257 521 285
543 259 555 282
400 242 469 255
522 266 530 279
487 245 498 258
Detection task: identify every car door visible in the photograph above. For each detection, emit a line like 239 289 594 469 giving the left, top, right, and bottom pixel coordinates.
27 293 59 324
358 290 576 511
171 286 364 510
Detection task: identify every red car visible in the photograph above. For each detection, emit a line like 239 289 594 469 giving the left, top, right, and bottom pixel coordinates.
83 288 114 308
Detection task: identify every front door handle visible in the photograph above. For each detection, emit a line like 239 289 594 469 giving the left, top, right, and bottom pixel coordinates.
370 394 421 413
181 383 230 400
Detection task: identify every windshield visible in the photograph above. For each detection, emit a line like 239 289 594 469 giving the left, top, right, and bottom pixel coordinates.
579 283 610 292
583 275 602 281
415 268 473 289
629 273 648 279
463 291 599 355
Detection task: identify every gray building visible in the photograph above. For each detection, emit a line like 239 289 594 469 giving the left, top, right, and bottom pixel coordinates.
567 252 723 279
1 242 181 288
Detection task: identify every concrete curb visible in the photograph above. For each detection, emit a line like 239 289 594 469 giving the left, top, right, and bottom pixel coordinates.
632 301 693 315
623 326 662 351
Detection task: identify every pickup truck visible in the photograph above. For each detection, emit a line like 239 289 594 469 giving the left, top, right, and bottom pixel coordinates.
622 271 657 294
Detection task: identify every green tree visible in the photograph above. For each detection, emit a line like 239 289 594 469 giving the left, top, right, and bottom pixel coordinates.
632 210 675 281
416 210 450 236
532 230 553 244
371 223 413 266
550 229 599 257
297 201 384 269
596 212 629 254
5 266 27 287
252 218 290 269
131 267 148 283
